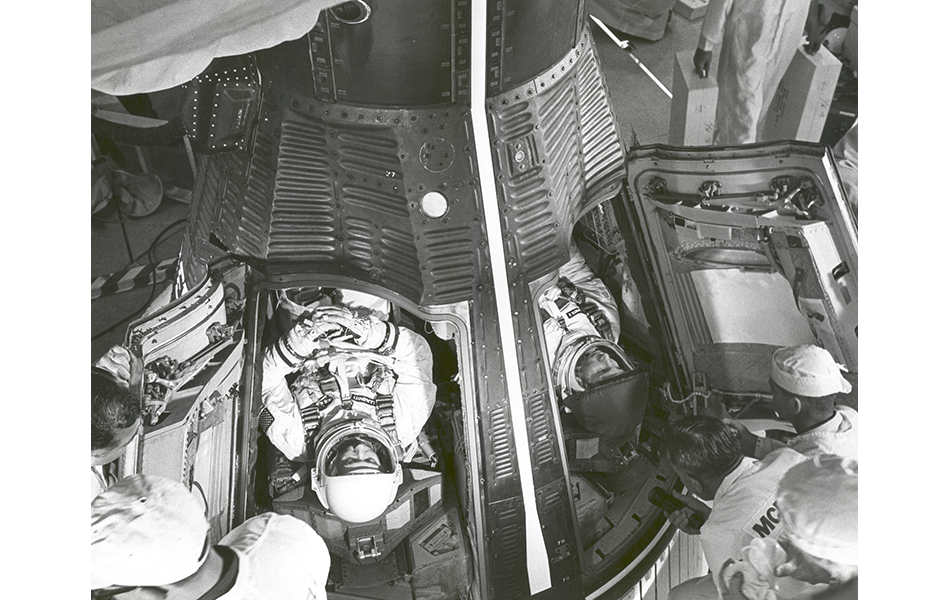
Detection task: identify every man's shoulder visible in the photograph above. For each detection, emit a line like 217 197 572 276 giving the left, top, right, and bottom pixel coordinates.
754 447 806 471
722 449 804 498
222 513 325 555
220 514 330 598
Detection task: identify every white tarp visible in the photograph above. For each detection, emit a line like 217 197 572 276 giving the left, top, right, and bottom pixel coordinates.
92 0 341 95
691 269 816 346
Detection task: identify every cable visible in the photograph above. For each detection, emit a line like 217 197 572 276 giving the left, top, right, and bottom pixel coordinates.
91 218 187 342
115 201 136 265
91 272 160 342
146 219 188 264
660 381 711 405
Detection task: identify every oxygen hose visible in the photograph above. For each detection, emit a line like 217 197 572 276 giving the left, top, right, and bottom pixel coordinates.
91 114 188 147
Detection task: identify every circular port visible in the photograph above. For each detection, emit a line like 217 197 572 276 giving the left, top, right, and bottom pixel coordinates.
330 1 371 24
420 192 449 218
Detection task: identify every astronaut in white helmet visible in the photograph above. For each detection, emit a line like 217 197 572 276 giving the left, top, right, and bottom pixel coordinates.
539 241 649 438
260 288 436 524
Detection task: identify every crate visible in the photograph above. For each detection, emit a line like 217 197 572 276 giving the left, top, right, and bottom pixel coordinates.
761 45 842 143
669 50 718 146
673 0 708 20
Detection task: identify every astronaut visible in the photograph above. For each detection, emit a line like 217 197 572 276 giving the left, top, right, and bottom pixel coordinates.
260 288 437 523
539 242 646 439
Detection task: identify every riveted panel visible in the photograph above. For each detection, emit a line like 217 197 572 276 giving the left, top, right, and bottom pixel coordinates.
488 405 515 481
487 26 625 283
575 30 626 210
487 498 530 597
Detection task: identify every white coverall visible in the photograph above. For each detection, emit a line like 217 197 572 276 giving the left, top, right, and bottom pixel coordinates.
540 242 621 371
753 405 859 462
261 312 437 462
699 0 811 145
669 449 808 600
216 512 330 600
91 466 108 501
92 0 342 95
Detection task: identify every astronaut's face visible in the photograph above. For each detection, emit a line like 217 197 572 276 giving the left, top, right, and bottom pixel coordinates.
334 441 382 475
576 348 625 387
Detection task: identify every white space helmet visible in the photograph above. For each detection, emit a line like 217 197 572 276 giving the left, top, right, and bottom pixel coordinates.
312 411 402 523
551 332 634 397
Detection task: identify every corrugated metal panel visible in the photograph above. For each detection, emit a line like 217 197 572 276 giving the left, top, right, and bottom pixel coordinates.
487 26 624 282
487 499 530 597
488 405 515 481
181 155 222 288
576 31 626 210
525 392 557 467
422 226 479 299
266 112 336 262
229 91 281 260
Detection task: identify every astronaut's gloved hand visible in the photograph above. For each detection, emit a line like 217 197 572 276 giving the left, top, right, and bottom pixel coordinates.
279 312 339 363
307 304 391 349
305 305 370 340
693 48 712 78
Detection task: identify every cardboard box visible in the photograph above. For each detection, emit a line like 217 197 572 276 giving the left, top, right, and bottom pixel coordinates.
669 50 718 146
761 45 842 143
673 0 708 20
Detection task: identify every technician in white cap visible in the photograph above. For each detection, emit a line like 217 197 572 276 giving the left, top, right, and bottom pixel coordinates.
718 454 858 599
728 345 858 462
91 474 330 599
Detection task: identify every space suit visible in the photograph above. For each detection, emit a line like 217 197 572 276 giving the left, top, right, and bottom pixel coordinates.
539 242 624 398
260 300 436 522
538 243 651 442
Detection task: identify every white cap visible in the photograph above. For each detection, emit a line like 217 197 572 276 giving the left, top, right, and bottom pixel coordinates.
776 454 858 566
91 474 209 590
771 345 852 397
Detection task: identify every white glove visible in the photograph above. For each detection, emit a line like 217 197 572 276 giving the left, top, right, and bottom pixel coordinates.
281 306 389 365
304 305 380 346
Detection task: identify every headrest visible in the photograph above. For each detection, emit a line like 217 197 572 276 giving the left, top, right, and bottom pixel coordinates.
562 369 650 439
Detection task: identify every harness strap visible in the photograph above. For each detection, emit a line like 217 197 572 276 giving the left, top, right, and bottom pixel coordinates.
541 277 613 339
375 394 398 442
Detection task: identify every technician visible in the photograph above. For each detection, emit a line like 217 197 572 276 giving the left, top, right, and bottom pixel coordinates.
728 344 858 462
718 454 858 599
92 474 330 599
661 415 807 600
91 346 143 499
693 0 811 145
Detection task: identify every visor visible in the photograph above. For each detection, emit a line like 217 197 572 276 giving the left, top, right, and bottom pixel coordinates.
323 432 396 476
552 334 634 396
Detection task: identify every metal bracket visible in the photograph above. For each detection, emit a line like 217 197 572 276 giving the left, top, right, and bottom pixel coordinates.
356 535 381 561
